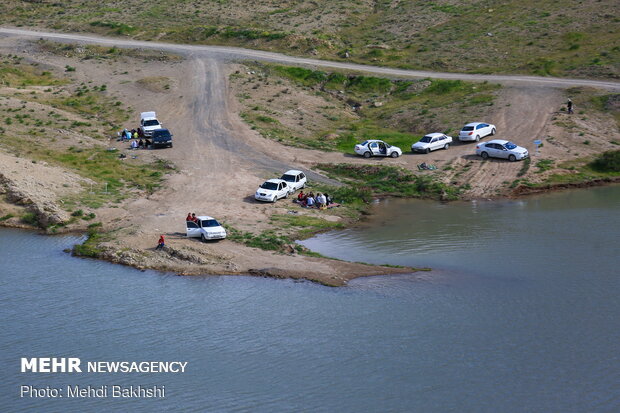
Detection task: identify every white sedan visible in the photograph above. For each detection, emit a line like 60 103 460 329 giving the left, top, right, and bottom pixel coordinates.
476 139 529 161
411 133 453 153
280 170 307 192
458 122 496 142
186 216 227 241
255 179 291 202
354 140 402 158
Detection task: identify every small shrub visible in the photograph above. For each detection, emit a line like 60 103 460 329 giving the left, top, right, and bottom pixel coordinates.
590 150 620 172
21 212 39 226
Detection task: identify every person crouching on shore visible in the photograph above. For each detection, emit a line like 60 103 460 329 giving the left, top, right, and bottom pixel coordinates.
156 235 165 250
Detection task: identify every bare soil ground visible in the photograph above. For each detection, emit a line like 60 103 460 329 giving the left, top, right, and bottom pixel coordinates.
0 31 618 286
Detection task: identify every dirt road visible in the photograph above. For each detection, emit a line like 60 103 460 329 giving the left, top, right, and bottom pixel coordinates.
2 27 620 91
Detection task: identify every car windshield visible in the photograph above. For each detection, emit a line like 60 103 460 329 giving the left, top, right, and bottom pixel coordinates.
260 182 278 190
462 126 474 131
281 174 295 182
201 219 220 228
505 142 517 150
143 119 160 127
420 136 432 143
153 130 170 138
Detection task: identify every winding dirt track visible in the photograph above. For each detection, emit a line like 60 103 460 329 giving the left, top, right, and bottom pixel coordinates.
2 27 620 91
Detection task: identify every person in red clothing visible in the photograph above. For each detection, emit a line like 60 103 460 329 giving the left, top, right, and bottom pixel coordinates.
191 213 199 223
156 235 165 250
186 213 192 222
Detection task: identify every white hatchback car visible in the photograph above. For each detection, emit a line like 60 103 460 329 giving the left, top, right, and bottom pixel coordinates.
255 179 291 202
458 122 496 142
354 140 402 158
411 133 453 153
476 139 529 161
186 216 227 241
280 170 307 192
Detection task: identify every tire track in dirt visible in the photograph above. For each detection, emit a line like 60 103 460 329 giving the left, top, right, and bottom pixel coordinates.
447 87 562 197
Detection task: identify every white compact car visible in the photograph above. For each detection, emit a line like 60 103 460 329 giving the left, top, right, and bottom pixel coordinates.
280 170 307 192
186 216 227 241
458 122 496 142
354 140 402 158
476 139 529 161
139 111 163 137
255 179 291 202
411 133 453 153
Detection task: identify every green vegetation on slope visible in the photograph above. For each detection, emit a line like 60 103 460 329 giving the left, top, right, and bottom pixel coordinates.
238 63 500 152
1 0 618 78
0 57 173 214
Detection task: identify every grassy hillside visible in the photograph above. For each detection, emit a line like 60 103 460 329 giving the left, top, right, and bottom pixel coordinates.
231 63 501 151
1 0 618 78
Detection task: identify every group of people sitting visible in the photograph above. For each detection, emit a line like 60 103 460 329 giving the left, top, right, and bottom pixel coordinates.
119 129 152 149
296 191 332 209
130 138 152 149
186 213 199 223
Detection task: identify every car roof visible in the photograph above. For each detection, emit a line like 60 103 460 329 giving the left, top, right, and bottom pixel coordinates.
196 215 216 220
463 122 486 127
424 133 444 138
362 139 384 143
264 178 286 184
283 170 303 175
486 139 509 145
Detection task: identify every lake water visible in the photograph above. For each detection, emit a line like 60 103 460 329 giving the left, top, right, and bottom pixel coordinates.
1 186 619 412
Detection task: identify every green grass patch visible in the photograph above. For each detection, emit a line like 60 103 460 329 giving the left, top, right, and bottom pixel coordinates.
270 214 344 237
224 225 290 251
72 223 107 258
535 159 554 173
317 163 460 200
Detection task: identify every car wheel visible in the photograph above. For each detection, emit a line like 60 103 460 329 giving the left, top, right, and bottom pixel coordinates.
169 143 173 148
481 151 489 159
425 148 430 154
475 135 480 142
284 192 289 199
363 151 371 158
508 154 517 162
444 143 450 150
490 128 496 136
201 234 206 243
391 151 399 158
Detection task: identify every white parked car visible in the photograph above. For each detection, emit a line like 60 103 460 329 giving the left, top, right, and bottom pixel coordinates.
280 170 307 192
139 111 163 137
411 133 453 153
186 216 227 242
354 140 402 158
255 179 291 202
458 122 496 142
476 139 529 161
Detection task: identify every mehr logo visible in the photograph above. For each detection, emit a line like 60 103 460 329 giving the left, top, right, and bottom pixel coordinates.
21 358 82 373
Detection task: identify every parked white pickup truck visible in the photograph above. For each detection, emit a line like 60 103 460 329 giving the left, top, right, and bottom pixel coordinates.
138 111 163 137
186 216 227 242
